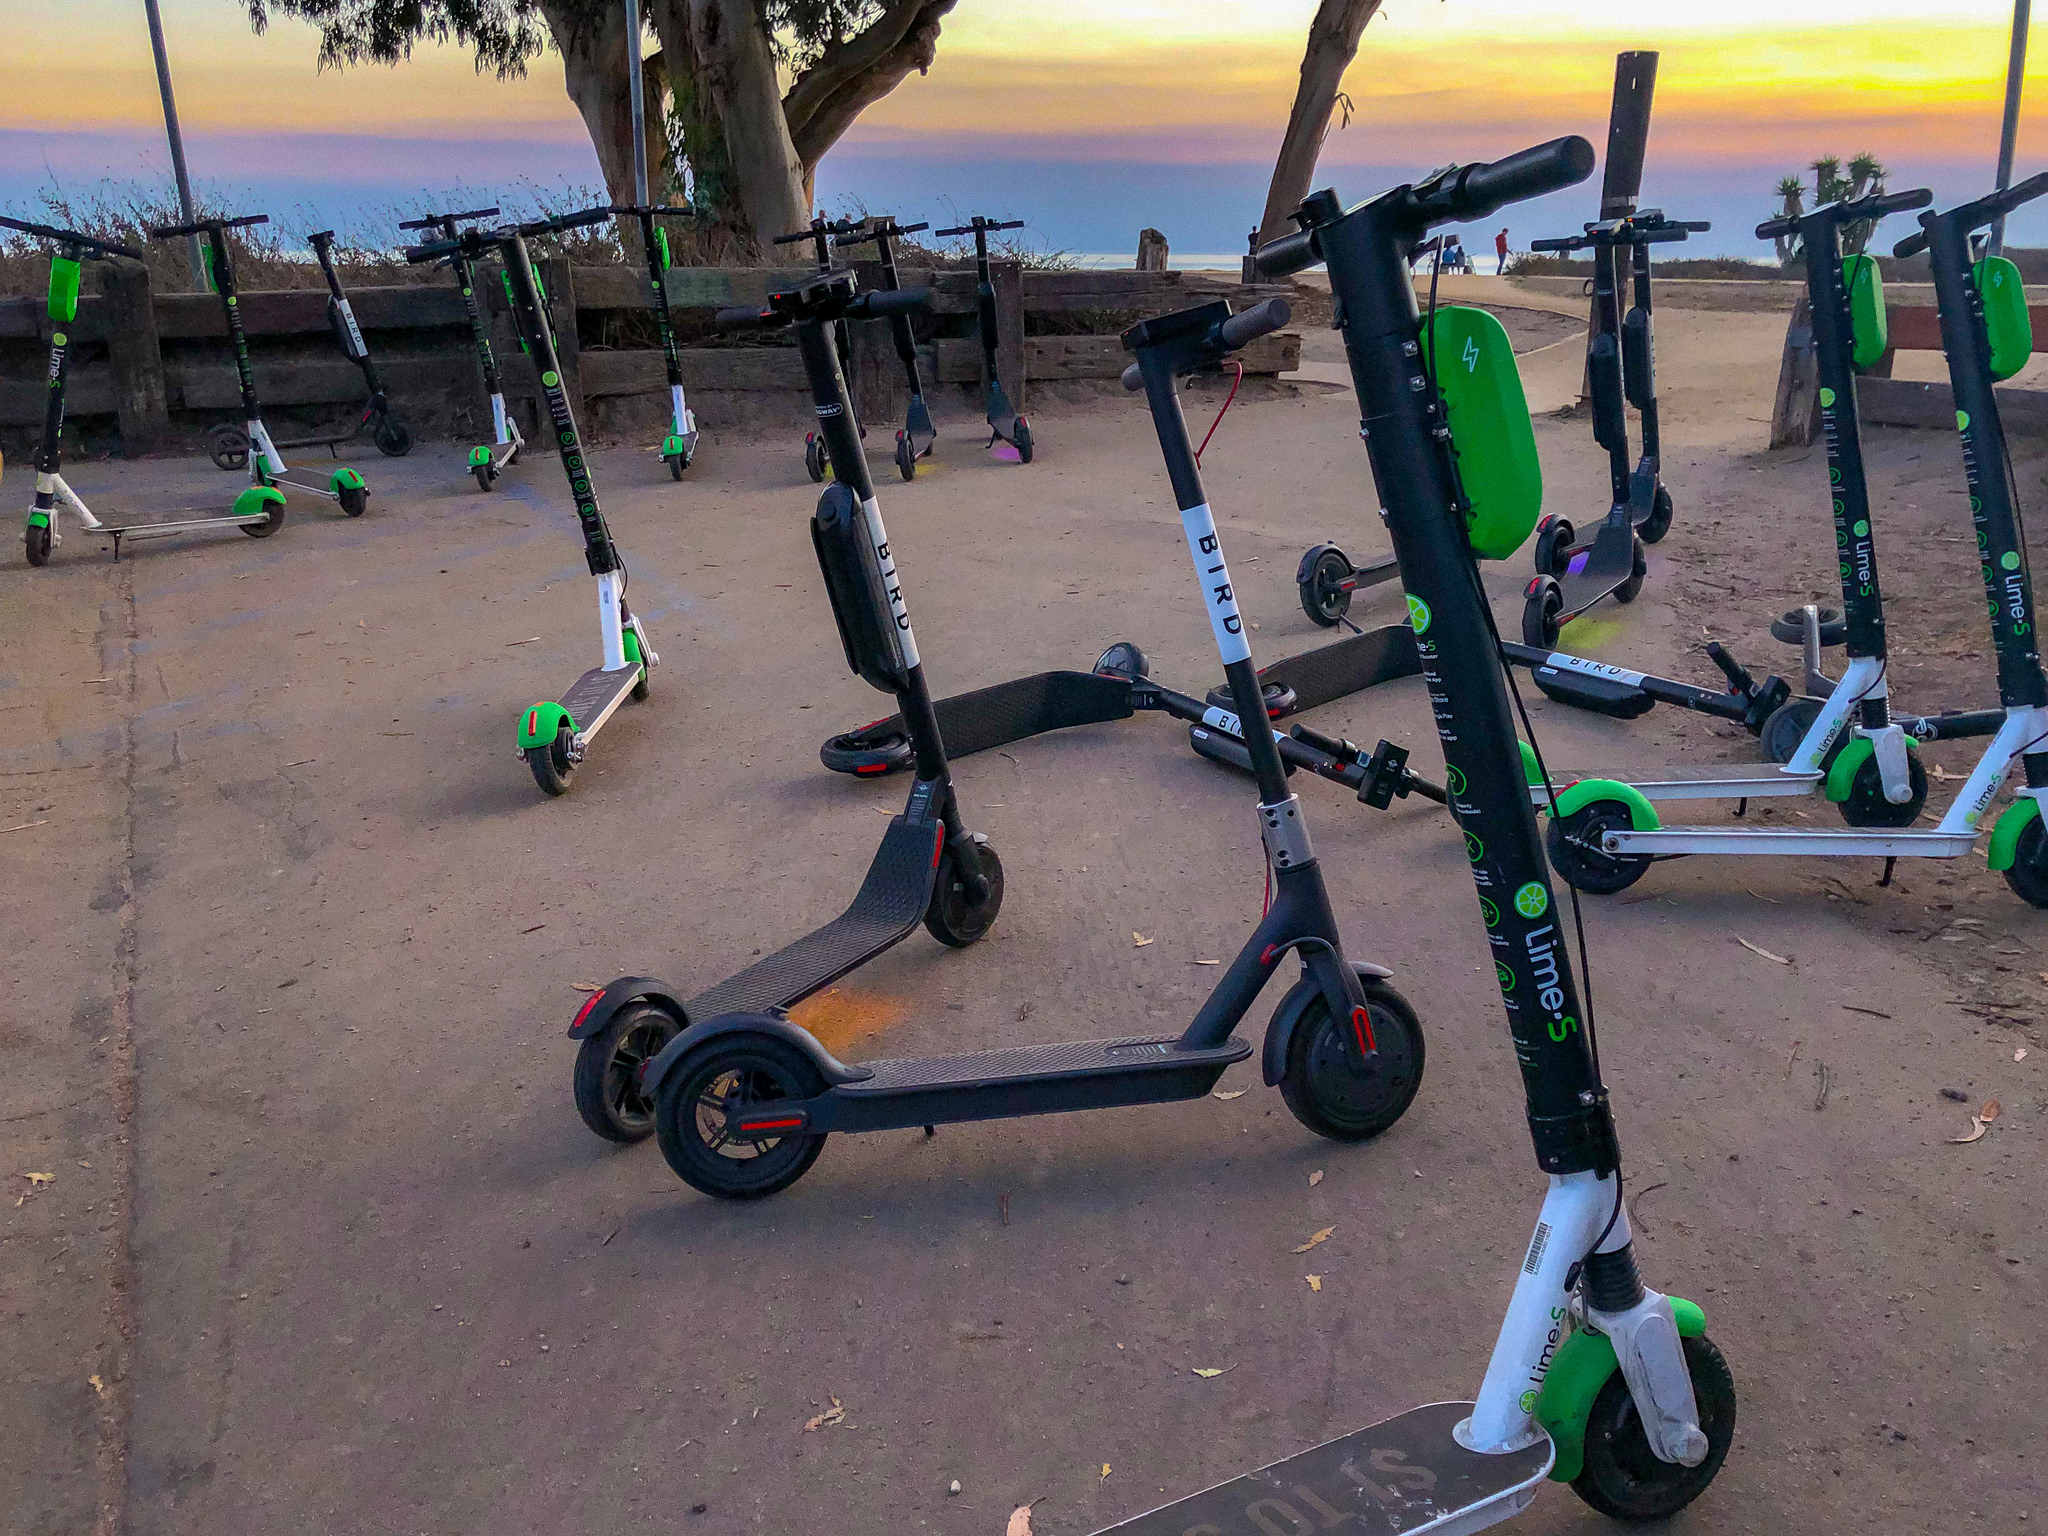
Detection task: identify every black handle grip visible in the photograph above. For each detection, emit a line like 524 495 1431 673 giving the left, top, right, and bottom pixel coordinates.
149 213 269 239
518 206 612 237
849 286 933 320
399 206 499 230
1988 170 2048 223
1218 297 1291 351
1253 227 1319 277
1755 214 1795 241
1529 236 1578 253
1121 361 1144 391
0 215 143 259
404 239 460 265
1893 228 1930 259
715 304 784 331
1704 641 1755 695
1443 137 1596 223
307 229 337 247
1865 188 1934 218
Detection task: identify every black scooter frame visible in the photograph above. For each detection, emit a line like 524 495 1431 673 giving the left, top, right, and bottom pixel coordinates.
836 216 938 479
935 215 1033 461
270 230 414 461
614 202 703 477
776 213 866 482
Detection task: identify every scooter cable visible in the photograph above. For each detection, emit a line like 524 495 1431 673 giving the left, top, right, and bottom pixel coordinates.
1193 360 1245 467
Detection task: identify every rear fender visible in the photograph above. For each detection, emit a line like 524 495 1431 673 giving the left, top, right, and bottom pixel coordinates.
566 976 687 1041
1262 959 1393 1087
1296 542 1347 584
639 1011 872 1101
1552 777 1659 830
519 700 576 750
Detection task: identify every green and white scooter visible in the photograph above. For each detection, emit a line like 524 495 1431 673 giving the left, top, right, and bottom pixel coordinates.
399 206 525 490
614 203 701 478
148 214 369 531
408 207 656 796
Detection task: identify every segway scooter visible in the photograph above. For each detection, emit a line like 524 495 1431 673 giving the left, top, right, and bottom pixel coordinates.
398 206 526 491
1099 136 1734 1536
406 208 657 797
1543 175 2048 906
567 273 1425 1193
148 214 369 533
613 203 701 478
1519 209 1707 647
935 215 1033 462
774 213 865 481
836 216 938 479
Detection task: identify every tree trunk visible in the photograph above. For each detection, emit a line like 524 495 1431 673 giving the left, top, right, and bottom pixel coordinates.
783 0 955 176
1255 0 1381 251
542 0 638 205
681 0 809 254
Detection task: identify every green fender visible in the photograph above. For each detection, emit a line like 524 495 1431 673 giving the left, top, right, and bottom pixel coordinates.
621 626 646 677
329 466 367 494
48 256 81 324
469 445 495 467
1537 1296 1706 1484
1987 795 2042 872
661 433 690 458
1520 740 1543 788
518 700 577 751
231 486 286 519
1551 778 1660 830
1822 732 1917 803
27 510 51 530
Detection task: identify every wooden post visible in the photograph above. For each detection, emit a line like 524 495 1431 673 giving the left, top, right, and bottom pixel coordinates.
991 259 1026 415
845 258 904 430
537 255 587 432
1768 291 1821 448
97 260 169 456
1136 229 1169 271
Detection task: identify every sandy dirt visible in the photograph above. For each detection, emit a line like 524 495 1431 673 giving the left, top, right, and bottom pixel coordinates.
2 278 2042 1536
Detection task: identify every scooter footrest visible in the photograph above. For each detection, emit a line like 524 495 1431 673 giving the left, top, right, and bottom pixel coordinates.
846 671 1136 760
557 665 643 739
1257 624 1421 713
1094 1401 1552 1536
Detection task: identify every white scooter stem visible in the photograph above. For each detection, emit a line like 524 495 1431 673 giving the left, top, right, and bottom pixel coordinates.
596 571 628 672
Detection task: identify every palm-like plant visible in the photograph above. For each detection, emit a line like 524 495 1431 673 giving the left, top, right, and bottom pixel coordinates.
1769 153 1889 262
1773 176 1806 267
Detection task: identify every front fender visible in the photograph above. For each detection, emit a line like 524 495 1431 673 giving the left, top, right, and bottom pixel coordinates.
566 975 687 1041
639 1011 871 1101
1823 731 1919 803
1537 1296 1705 1484
1552 778 1660 830
1261 959 1393 1087
1988 795 2043 872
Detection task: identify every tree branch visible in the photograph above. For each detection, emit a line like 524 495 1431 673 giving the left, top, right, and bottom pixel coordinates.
782 0 954 172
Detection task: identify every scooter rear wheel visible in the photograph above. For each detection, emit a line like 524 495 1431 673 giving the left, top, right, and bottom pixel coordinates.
338 485 369 518
572 1001 682 1143
925 835 1004 948
820 729 915 776
25 521 52 567
1013 418 1034 464
1571 1332 1736 1520
1546 801 1650 895
1769 607 1847 647
373 415 416 457
1299 545 1355 628
654 1035 828 1199
1758 696 1822 765
1639 483 1674 543
1278 978 1425 1141
474 463 497 493
242 501 285 538
526 724 575 796
1614 536 1648 604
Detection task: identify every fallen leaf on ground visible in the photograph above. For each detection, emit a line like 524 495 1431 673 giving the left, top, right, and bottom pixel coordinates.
23 1172 53 1187
1292 1225 1336 1254
1212 1089 1247 1101
89 1374 104 1396
1007 1508 1033 1536
2017 1048 2029 1061
1950 1117 1988 1144
1308 1170 1324 1188
570 983 602 993
1132 933 1154 948
1306 1275 1323 1292
1736 935 1791 965
1190 1365 1236 1379
804 1397 846 1431
1982 1097 2002 1122
1100 1465 1111 1480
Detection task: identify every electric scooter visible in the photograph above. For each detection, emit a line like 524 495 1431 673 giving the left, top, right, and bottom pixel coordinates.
567 272 1425 1194
1543 174 2048 906
1518 209 1708 648
613 203 701 478
147 214 370 535
9 215 286 565
398 206 526 491
1101 135 1734 1536
835 216 938 479
935 215 1033 462
774 213 865 482
406 207 657 797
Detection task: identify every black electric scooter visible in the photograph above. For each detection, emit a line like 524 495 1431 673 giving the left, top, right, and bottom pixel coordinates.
935 215 1033 462
836 215 938 479
398 206 525 490
774 213 866 481
567 272 1424 1196
614 203 702 477
1519 210 1707 647
1099 135 1734 1536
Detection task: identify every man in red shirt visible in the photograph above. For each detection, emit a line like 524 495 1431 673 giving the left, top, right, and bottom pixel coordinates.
1495 228 1510 271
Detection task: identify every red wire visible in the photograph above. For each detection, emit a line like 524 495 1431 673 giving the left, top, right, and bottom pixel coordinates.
1194 361 1244 466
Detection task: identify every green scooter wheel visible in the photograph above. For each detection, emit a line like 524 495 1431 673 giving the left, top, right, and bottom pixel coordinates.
1571 1332 1736 1520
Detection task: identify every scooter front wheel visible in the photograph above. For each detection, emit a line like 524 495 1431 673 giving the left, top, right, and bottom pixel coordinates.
1546 801 1650 895
1614 536 1648 604
2001 817 2048 908
1571 1332 1736 1520
1278 978 1425 1141
805 434 827 483
1533 516 1575 577
895 433 917 482
1012 417 1034 464
25 521 52 567
208 424 251 472
373 415 416 457
572 1001 682 1143
1837 749 1928 828
1299 545 1354 628
1523 577 1565 649
925 835 1004 948
654 1035 828 1199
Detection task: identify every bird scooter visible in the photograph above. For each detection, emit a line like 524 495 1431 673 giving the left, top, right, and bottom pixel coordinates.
149 214 369 535
935 215 1033 462
407 208 657 797
568 272 1424 1196
613 203 701 478
1100 134 1734 1536
1543 174 2048 906
399 206 526 491
836 216 939 479
774 213 865 481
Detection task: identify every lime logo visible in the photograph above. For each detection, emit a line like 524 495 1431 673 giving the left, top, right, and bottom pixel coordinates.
1406 594 1432 634
541 370 561 387
1464 829 1484 862
226 295 237 306
1513 882 1549 918
1547 1014 1580 1042
52 331 66 347
1818 386 1836 407
1462 335 1480 372
1519 1390 1538 1414
1958 410 1971 430
1853 520 1869 537
2004 551 2022 571
1494 961 1515 992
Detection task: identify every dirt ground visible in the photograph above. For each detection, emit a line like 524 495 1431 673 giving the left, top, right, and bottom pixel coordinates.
3 278 2042 1536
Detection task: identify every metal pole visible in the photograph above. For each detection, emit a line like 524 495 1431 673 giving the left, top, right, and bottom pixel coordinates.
142 0 206 288
624 0 649 206
1993 0 2031 254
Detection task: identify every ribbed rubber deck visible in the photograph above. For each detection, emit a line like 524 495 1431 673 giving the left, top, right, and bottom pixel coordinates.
849 670 1135 759
684 817 942 1019
559 664 641 734
845 1034 1249 1093
1257 624 1420 713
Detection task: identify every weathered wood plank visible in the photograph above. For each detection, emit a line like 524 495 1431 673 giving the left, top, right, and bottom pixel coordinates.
98 260 169 453
993 260 1026 414
933 331 1300 384
577 346 810 396
1859 375 2048 432
161 356 479 412
152 284 470 339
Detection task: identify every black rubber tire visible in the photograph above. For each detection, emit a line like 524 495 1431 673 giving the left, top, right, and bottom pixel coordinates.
805 435 827 483
924 835 1004 948
526 724 574 797
1769 606 1848 647
1202 680 1300 718
241 501 285 538
1759 696 1823 765
1639 483 1674 543
1533 517 1575 577
1546 801 1651 895
1278 978 1426 1142
668 454 685 482
1014 418 1034 463
338 485 369 518
208 424 251 472
1837 748 1928 828
2001 816 2048 907
1094 641 1149 680
654 1035 829 1199
373 415 415 457
474 463 497 493
1299 545 1354 628
896 434 916 482
631 666 651 703
571 1000 682 1143
1614 536 1647 604
1571 1332 1737 1521
819 729 915 777
25 521 52 567
1523 577 1564 649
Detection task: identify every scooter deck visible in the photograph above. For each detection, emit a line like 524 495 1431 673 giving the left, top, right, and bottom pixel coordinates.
1094 1401 1552 1536
685 816 943 1020
559 664 643 741
1257 624 1420 713
1554 515 1639 616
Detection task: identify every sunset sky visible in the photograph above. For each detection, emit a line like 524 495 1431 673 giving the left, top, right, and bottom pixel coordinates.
1 0 2038 255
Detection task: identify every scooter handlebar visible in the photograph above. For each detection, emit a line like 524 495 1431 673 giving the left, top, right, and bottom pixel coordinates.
398 207 501 231
516 206 613 238
715 304 787 331
835 220 931 247
150 213 269 239
1528 235 1579 253
0 215 143 260
1897 173 2048 257
403 239 461 265
848 286 933 320
1253 227 1320 278
1424 137 1596 225
1218 297 1292 351
933 219 1025 237
1759 187 1930 243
